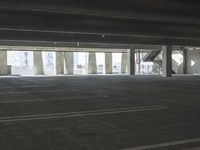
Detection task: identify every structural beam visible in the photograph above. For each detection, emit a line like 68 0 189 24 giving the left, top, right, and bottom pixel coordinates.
0 43 184 51
55 52 64 75
105 53 112 74
33 51 44 75
88 52 97 74
162 45 172 77
64 52 74 74
2 29 200 46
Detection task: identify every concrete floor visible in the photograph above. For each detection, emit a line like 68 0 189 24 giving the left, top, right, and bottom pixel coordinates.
0 75 200 150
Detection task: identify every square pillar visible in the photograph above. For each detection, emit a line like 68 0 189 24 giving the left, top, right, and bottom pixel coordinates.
64 52 74 75
162 45 172 77
88 52 97 74
121 52 128 74
128 45 135 75
105 52 112 74
182 48 187 74
0 51 8 76
55 52 64 75
33 51 44 75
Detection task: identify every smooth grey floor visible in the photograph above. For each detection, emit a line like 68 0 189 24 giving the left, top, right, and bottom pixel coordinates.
0 75 200 150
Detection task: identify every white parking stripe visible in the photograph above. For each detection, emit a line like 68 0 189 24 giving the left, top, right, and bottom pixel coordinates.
0 105 167 123
184 147 200 150
0 89 68 95
124 138 200 150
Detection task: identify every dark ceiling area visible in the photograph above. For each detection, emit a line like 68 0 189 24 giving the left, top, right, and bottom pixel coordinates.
1 0 200 46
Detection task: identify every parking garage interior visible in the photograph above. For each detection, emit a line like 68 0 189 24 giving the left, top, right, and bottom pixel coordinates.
1 1 200 150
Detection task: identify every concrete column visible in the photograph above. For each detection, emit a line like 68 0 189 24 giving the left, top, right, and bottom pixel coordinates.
33 51 44 75
88 52 97 74
0 51 7 76
64 52 74 74
105 52 112 74
128 45 135 75
137 50 141 74
182 48 187 74
162 45 172 77
121 52 128 74
55 52 64 75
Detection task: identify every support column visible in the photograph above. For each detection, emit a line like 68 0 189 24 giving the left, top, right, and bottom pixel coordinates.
121 52 128 74
105 52 112 74
128 45 135 75
137 50 141 74
88 52 97 74
55 52 64 75
0 51 7 76
182 48 187 74
33 51 44 75
64 52 74 74
162 45 172 77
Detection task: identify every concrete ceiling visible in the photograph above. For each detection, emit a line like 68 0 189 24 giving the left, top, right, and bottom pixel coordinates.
0 1 200 46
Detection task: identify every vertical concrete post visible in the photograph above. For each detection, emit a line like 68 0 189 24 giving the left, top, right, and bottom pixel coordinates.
64 52 74 75
55 52 64 75
88 52 97 74
0 51 7 76
121 52 128 74
33 51 44 75
137 50 141 74
182 48 187 74
105 52 112 74
162 45 172 77
128 45 135 75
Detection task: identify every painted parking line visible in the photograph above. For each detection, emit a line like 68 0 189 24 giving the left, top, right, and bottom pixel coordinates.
0 95 110 104
0 105 167 123
0 96 89 104
123 138 200 150
0 89 71 95
184 147 200 150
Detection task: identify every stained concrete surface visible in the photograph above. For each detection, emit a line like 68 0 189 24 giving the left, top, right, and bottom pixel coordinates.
0 75 200 150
